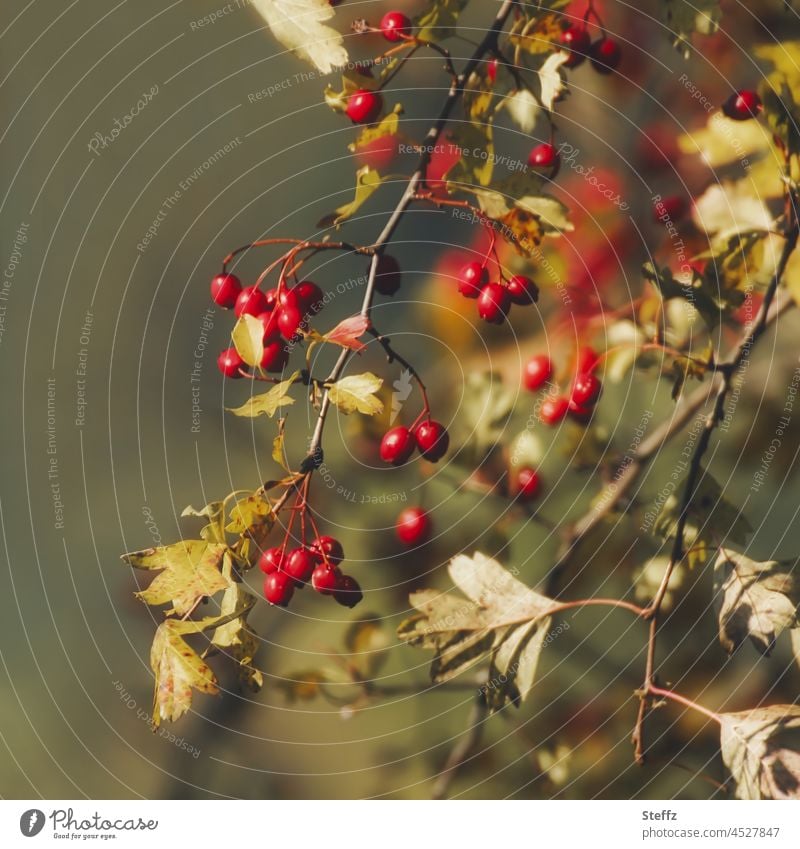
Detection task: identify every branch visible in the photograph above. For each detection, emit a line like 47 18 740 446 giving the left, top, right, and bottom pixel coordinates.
430 694 488 800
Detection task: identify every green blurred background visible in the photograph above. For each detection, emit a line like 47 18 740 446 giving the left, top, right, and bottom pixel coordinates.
1 0 799 800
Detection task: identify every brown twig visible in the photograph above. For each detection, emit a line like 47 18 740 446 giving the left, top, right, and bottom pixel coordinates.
431 694 489 799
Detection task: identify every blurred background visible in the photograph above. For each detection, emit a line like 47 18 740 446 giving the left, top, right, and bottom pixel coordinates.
1 0 799 800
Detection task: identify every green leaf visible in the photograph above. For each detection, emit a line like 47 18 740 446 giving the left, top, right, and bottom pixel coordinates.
720 705 800 799
414 0 470 41
226 371 300 418
714 550 800 655
231 314 265 368
756 41 800 155
123 540 229 616
447 121 494 188
660 0 722 57
318 166 383 228
327 371 384 415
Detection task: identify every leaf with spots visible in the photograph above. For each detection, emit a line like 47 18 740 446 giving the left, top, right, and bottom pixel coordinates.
226 372 300 418
327 371 384 415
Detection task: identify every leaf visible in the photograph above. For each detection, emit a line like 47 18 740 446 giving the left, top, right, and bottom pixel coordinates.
503 88 541 134
756 41 800 156
516 194 573 234
226 491 274 540
660 0 722 57
181 501 226 544
447 121 494 188
414 0 470 42
714 550 800 655
231 314 265 369
123 541 229 616
678 113 773 169
344 617 392 679
692 181 772 240
272 417 288 470
507 12 564 56
457 371 516 458
322 314 370 351
463 70 495 123
251 0 347 74
327 371 384 415
210 577 263 691
670 345 712 401
398 552 554 708
318 166 383 228
349 110 400 152
643 262 733 330
226 372 300 418
720 706 800 799
538 51 569 112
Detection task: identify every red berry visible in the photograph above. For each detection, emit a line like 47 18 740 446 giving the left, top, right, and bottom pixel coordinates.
310 535 345 566
210 273 242 308
477 282 511 324
589 38 622 74
560 26 591 68
264 287 279 311
278 305 303 340
380 11 411 42
380 426 415 465
487 57 499 83
260 337 289 372
285 547 319 583
458 261 489 298
517 468 541 501
523 355 553 392
571 372 602 406
259 310 281 339
414 420 449 462
722 89 762 121
507 274 539 305
258 547 286 574
528 142 560 170
294 280 324 314
264 572 294 606
540 395 570 425
234 286 268 318
217 348 244 378
346 89 383 124
653 195 688 223
576 346 599 374
374 254 401 296
334 574 363 608
396 507 431 545
569 401 595 424
312 563 341 595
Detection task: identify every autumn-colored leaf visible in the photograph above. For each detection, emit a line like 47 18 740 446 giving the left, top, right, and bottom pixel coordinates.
323 314 370 351
231 314 265 368
327 371 384 415
318 166 383 228
226 372 300 418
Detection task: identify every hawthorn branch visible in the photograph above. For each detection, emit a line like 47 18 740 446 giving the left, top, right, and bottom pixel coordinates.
431 694 488 800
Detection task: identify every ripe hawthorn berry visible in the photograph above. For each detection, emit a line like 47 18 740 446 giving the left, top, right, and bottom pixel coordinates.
217 348 244 378
235 286 268 318
258 547 286 574
375 254 402 296
261 337 289 372
477 282 511 324
380 11 411 42
517 468 541 501
571 372 602 406
334 574 363 608
523 355 553 392
507 274 538 305
576 346 599 374
560 26 591 68
264 571 294 606
722 89 762 121
396 507 431 545
285 547 319 583
414 420 449 462
589 38 622 74
210 273 242 308
278 305 304 340
295 280 324 314
380 426 415 465
528 142 560 170
310 535 345 566
312 563 341 595
346 89 382 124
458 261 489 298
540 395 570 425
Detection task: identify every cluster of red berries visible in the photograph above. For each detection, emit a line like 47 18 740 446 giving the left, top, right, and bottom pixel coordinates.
457 261 539 324
259 535 362 608
381 419 449 465
210 272 324 378
524 347 602 425
559 26 622 74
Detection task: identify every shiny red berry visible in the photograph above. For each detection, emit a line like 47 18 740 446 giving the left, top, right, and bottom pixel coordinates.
523 355 553 392
560 26 591 68
477 282 511 324
458 261 489 298
312 563 341 595
374 254 402 296
414 420 449 462
540 395 570 425
517 468 541 501
380 11 411 42
722 89 762 121
258 547 286 574
278 305 303 339
396 507 431 545
217 348 244 378
260 337 289 372
487 57 499 83
571 372 602 407
380 426 415 465
334 574 363 608
264 571 294 606
295 280 324 314
285 547 319 583
310 535 345 566
234 286 268 318
528 142 560 170
210 273 242 308
346 89 383 124
507 274 539 305
589 38 622 74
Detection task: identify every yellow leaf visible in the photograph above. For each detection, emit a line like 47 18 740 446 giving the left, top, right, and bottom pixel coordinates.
503 88 541 134
231 314 265 368
538 51 569 112
327 371 384 415
123 540 229 616
318 166 383 228
226 371 299 418
508 12 564 55
226 492 274 536
272 417 289 470
349 110 400 152
181 501 226 544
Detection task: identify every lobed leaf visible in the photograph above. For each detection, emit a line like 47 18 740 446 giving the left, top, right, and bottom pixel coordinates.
327 371 384 415
226 372 300 418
